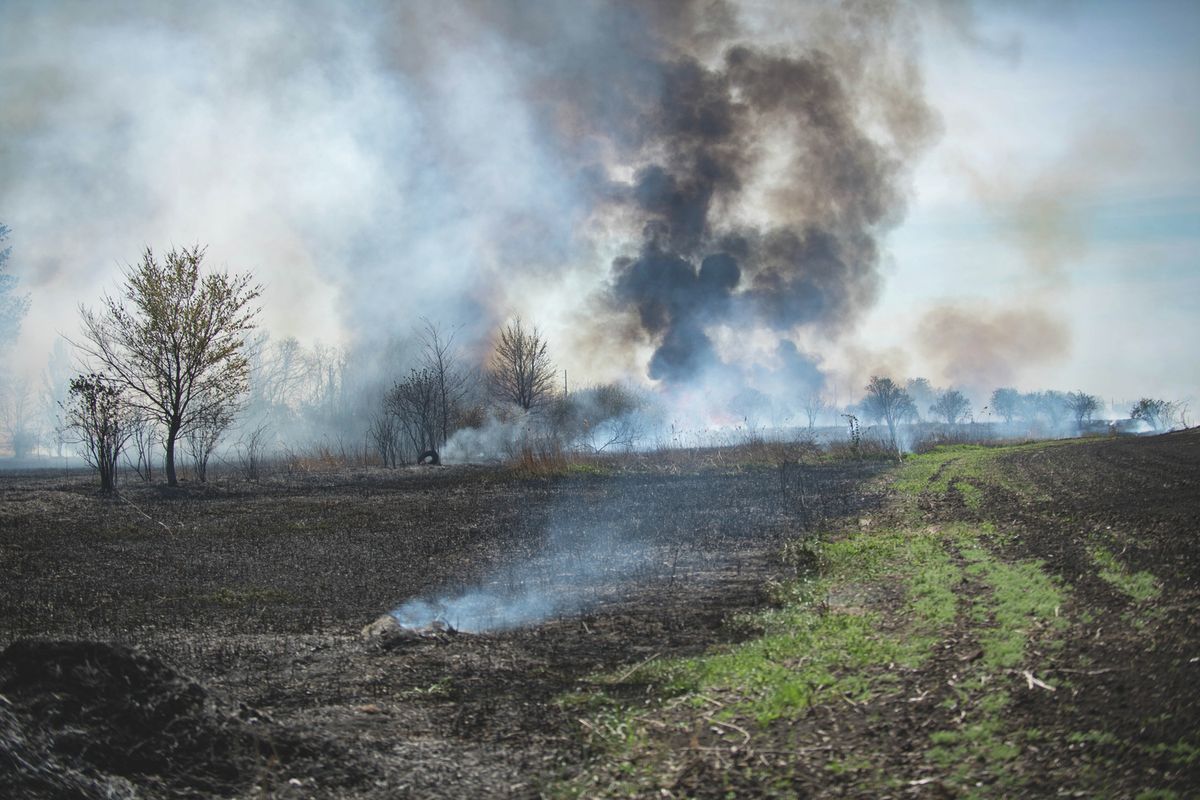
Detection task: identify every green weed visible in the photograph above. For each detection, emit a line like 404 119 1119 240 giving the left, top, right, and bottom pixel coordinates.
1092 547 1162 603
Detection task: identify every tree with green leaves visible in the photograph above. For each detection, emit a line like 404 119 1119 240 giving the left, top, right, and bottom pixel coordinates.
1130 398 1176 432
930 389 971 425
77 245 262 486
1066 391 1101 428
989 387 1022 425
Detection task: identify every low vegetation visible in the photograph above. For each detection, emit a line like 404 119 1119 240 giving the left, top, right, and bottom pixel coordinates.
553 435 1198 798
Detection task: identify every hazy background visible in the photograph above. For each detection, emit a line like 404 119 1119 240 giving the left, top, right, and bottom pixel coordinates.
1 0 1196 416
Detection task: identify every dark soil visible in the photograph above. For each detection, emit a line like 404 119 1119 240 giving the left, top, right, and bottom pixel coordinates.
0 458 884 798
693 429 1200 799
2 431 1196 798
986 430 1200 795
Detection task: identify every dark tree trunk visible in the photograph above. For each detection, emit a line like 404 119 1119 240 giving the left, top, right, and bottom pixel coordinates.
99 456 115 494
164 425 179 486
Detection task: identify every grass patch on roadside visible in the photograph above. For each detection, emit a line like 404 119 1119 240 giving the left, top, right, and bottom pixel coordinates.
922 543 1070 797
893 440 1082 514
1091 547 1162 603
960 545 1068 668
554 440 1092 798
633 529 967 728
553 519 1077 797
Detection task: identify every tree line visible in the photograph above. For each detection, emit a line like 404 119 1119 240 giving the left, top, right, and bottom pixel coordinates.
0 231 1189 490
48 244 651 491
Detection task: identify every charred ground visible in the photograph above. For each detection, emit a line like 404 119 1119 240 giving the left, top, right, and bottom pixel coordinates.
1 432 1197 798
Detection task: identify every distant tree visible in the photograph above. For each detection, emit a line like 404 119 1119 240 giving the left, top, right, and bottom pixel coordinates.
183 397 234 482
1066 391 1101 428
800 390 828 431
417 318 473 449
929 389 971 425
77 245 262 486
861 376 911 457
989 387 1022 425
0 223 30 351
63 373 132 493
731 388 771 427
1028 390 1069 430
40 339 76 458
905 378 935 421
246 333 308 415
488 317 556 412
1 379 39 458
1130 398 1176 432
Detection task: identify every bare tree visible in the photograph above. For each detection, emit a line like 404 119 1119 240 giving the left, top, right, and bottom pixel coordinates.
418 319 472 449
488 318 556 412
63 373 132 493
248 333 308 411
124 412 160 482
367 405 401 467
929 389 970 425
800 390 828 431
386 368 441 460
860 376 911 457
0 223 30 352
1 379 39 458
183 398 234 482
1066 391 1100 428
234 421 271 481
76 245 261 486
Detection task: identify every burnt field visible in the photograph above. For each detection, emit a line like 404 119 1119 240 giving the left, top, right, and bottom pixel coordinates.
0 453 887 798
2 431 1199 798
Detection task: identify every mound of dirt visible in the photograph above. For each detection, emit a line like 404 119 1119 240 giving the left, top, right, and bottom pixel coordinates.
0 640 345 799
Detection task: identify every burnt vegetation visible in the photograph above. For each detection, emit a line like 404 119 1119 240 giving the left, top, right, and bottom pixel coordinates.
1 448 887 798
2 429 1199 798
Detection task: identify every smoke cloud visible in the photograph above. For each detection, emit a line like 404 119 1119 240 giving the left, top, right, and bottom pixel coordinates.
0 0 937 405
915 302 1070 392
572 13 939 390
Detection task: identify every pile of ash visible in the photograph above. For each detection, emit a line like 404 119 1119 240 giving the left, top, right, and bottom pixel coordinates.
361 614 462 650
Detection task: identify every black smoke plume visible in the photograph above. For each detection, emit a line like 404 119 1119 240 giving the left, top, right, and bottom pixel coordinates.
519 1 938 389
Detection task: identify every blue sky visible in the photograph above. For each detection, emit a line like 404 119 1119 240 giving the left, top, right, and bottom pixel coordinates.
863 0 1199 404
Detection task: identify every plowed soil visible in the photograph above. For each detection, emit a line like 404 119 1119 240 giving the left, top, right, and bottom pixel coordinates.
1 457 885 797
2 430 1197 798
